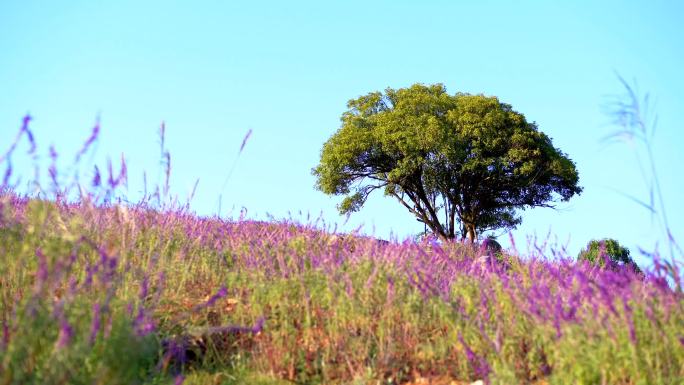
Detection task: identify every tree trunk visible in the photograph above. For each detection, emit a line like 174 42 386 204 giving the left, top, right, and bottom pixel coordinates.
465 223 477 244
414 182 446 236
448 204 456 239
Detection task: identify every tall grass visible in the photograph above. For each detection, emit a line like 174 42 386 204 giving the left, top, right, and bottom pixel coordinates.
0 108 683 384
603 74 683 289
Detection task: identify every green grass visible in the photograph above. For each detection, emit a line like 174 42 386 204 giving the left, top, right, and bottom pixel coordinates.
1 196 683 384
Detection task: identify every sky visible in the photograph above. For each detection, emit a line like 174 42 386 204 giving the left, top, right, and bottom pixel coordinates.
1 0 683 265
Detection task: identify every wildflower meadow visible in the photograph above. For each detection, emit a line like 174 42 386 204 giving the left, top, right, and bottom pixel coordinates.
1 112 683 385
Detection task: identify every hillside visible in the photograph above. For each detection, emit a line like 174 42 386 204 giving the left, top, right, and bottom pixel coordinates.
1 193 683 384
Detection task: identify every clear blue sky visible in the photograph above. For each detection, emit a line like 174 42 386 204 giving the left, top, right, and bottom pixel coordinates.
2 1 683 264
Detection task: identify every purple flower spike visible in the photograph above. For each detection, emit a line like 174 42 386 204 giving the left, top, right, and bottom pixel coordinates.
1 114 34 165
239 128 253 154
55 319 74 349
35 248 49 288
22 115 36 155
386 276 395 304
21 114 32 129
133 307 156 337
90 303 101 344
92 165 101 187
2 161 12 187
84 263 96 288
2 320 9 346
139 276 150 301
458 332 491 381
161 338 188 369
203 286 228 308
119 153 128 187
622 298 637 345
251 316 266 334
76 118 100 162
174 375 185 385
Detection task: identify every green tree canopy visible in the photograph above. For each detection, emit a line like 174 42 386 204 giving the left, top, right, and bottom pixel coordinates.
313 83 582 242
578 238 641 273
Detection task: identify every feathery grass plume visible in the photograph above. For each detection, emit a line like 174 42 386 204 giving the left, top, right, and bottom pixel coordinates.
156 121 173 198
217 128 254 216
605 75 681 264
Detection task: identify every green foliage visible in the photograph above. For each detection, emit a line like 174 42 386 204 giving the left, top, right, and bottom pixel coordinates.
578 238 641 272
2 304 159 385
313 83 582 242
0 202 160 385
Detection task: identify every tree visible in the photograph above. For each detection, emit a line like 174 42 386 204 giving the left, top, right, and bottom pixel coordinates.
578 238 641 273
313 84 582 242
481 236 503 256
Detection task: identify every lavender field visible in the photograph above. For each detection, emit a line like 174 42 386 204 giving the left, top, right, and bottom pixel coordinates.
0 182 683 384
4 0 684 383
0 121 682 385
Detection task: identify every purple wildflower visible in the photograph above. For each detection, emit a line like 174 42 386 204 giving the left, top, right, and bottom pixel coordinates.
2 320 9 346
35 248 49 289
2 161 11 187
364 263 379 290
209 316 266 335
159 337 188 370
479 290 490 322
92 165 101 187
76 118 100 162
107 158 115 188
22 115 36 155
1 114 33 164
48 145 59 188
104 315 113 339
90 302 101 344
239 128 253 153
458 332 491 381
343 273 354 297
174 375 185 385
119 153 128 188
133 304 156 337
622 297 637 344
139 276 150 301
55 318 74 350
84 263 96 287
386 275 395 304
194 286 228 311
102 253 119 282
251 316 266 334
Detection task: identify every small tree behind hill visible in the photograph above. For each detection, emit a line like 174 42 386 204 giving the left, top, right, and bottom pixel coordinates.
313 83 582 242
578 238 641 273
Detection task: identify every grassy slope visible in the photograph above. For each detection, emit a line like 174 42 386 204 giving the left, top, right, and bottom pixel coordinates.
1 194 683 385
